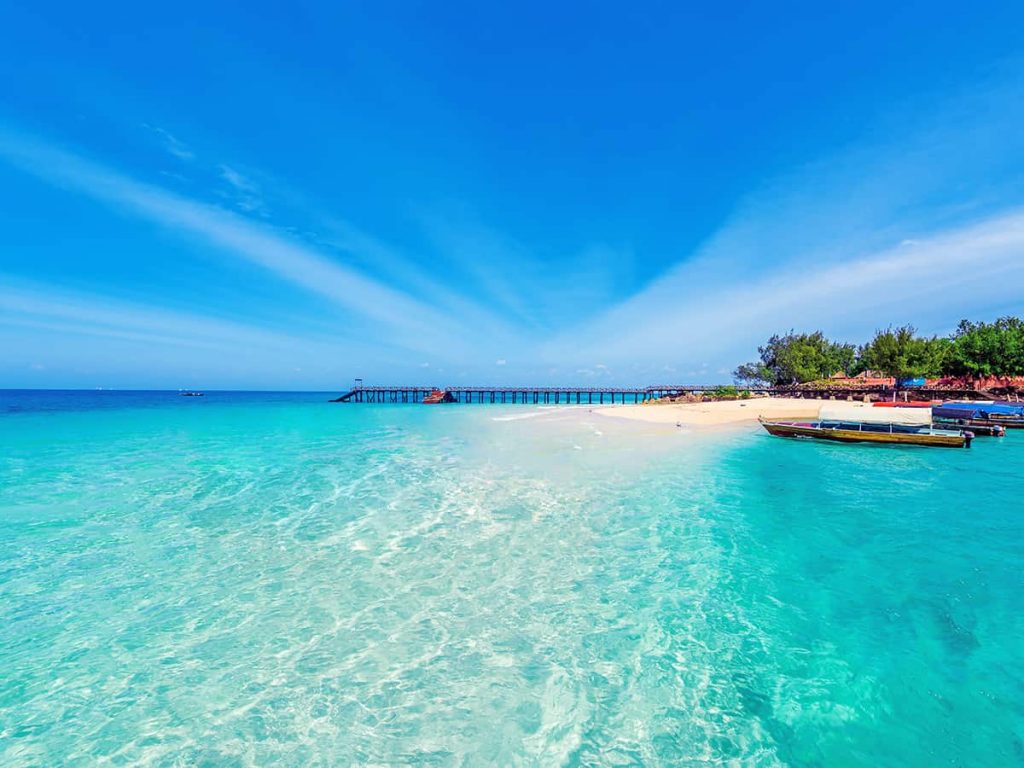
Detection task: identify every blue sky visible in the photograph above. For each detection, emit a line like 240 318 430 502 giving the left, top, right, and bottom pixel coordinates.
3 2 1024 389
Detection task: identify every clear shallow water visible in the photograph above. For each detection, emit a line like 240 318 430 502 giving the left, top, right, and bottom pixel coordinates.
0 391 1021 766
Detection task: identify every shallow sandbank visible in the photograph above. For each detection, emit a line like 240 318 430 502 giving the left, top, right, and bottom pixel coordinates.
594 397 862 428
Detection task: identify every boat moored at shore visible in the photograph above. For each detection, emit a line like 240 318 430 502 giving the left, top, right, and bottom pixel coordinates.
932 406 1008 436
940 401 1024 428
760 417 972 448
759 405 973 448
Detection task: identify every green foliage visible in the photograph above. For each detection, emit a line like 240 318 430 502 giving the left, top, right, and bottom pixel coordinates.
710 385 739 399
737 317 1024 387
945 317 1024 378
858 326 948 380
732 362 770 386
739 331 855 386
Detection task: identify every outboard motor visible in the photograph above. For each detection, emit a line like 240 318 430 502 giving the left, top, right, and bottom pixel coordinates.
963 430 974 448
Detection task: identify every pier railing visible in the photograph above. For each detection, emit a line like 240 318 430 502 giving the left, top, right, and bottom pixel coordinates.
330 384 773 404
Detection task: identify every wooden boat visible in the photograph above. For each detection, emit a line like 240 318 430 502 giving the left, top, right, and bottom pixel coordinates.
931 420 1004 437
979 406 1024 428
983 415 1024 428
759 417 971 448
932 406 1006 436
940 402 1024 428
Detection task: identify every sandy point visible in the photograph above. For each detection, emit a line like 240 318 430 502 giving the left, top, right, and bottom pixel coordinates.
593 397 855 428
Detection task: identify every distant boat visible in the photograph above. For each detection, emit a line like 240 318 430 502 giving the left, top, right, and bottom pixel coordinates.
179 391 205 397
422 388 452 404
759 405 972 448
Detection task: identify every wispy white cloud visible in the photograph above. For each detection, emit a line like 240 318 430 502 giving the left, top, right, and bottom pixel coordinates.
0 130 516 359
0 278 349 353
416 211 631 330
551 208 1024 368
312 216 518 337
6 61 1024 387
218 164 257 194
143 156 521 338
144 124 195 161
416 215 542 327
536 71 1024 376
218 164 266 214
0 276 430 388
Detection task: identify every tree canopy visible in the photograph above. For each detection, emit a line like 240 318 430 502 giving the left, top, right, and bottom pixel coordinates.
945 317 1024 378
733 331 855 386
733 317 1024 387
858 326 948 380
732 361 771 386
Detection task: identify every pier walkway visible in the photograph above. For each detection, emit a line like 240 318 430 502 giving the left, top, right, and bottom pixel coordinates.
330 384 769 404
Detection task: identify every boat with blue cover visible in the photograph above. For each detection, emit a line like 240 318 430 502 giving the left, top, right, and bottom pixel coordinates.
932 405 1007 436
941 401 1024 428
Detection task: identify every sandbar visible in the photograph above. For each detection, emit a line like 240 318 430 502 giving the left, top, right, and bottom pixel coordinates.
594 397 866 428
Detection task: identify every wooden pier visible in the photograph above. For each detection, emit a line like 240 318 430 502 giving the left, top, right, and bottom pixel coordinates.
330 379 1012 406
330 384 768 404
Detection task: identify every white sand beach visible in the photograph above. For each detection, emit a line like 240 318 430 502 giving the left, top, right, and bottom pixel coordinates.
594 397 871 428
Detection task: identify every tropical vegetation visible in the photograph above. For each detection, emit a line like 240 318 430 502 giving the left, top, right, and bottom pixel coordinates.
733 317 1024 386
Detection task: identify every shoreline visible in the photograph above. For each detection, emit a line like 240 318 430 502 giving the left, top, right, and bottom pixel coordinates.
592 397 851 428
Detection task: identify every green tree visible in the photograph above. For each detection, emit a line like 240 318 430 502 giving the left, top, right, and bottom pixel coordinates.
859 326 948 380
742 331 855 386
946 317 1024 378
732 362 770 386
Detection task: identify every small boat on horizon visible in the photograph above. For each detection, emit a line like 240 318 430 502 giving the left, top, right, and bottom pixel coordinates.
179 391 205 397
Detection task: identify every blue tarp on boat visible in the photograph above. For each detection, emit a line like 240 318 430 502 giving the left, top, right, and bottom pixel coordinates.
940 402 1024 418
933 406 982 420
997 401 1024 412
979 403 1024 417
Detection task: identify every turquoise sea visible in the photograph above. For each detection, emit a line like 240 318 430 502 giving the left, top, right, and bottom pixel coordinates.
1 391 1021 766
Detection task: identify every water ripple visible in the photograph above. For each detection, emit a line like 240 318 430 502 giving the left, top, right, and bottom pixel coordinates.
1 397 1022 765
